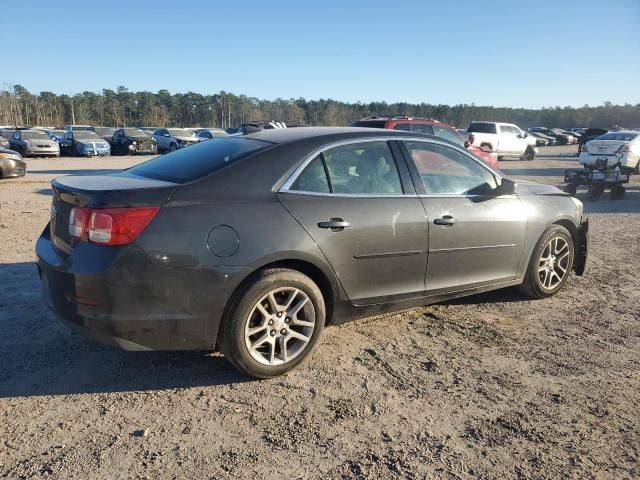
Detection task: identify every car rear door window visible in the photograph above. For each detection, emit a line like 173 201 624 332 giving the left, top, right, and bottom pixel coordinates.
393 123 411 131
290 155 330 193
433 125 464 147
411 124 434 135
404 141 497 195
468 123 497 134
324 142 403 194
290 142 404 195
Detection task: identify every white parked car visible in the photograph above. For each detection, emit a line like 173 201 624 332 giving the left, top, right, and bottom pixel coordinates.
579 131 640 172
467 122 537 161
153 128 199 153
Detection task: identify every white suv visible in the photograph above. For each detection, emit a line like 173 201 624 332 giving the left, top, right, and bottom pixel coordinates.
467 122 537 161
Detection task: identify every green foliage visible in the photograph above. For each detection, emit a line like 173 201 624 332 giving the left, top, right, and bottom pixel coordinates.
1 85 638 129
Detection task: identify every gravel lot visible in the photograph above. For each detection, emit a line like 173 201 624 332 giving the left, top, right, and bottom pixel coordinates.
1 146 638 479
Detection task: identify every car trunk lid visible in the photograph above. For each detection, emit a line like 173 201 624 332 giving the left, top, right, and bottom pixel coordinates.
587 140 626 155
50 172 177 256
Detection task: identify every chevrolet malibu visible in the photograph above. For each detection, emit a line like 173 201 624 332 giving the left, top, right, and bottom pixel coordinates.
36 128 588 378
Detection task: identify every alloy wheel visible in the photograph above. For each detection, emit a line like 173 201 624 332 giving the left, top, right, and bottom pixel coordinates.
244 287 316 366
538 236 570 290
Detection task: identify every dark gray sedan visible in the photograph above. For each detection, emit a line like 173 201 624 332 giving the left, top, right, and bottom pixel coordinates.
0 149 26 178
36 128 588 378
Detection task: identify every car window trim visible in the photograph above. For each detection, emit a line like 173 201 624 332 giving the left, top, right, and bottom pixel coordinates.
279 136 434 196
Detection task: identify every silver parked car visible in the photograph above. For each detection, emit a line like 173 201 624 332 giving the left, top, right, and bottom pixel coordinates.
9 129 60 157
0 148 26 178
153 128 199 152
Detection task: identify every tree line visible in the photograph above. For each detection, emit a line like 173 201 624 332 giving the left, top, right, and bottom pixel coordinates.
1 85 639 130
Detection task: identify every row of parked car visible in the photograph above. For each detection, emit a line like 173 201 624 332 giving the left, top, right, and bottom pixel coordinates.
0 125 232 158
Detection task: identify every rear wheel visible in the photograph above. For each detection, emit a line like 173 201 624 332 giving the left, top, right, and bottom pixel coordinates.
610 184 625 200
521 146 535 161
519 225 574 299
587 184 604 201
219 268 325 378
563 183 577 196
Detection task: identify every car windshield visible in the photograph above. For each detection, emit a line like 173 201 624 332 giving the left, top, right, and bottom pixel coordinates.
467 123 497 134
168 129 195 137
94 127 115 136
123 128 147 136
128 137 273 183
74 132 101 140
22 131 49 139
596 132 638 141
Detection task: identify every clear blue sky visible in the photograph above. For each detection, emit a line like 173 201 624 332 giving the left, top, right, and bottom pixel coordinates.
4 0 639 108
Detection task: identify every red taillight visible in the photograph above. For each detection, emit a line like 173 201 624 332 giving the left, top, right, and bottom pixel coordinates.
617 144 631 153
69 207 159 246
69 207 90 238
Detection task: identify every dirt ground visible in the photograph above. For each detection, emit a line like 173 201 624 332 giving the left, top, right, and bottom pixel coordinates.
0 146 638 479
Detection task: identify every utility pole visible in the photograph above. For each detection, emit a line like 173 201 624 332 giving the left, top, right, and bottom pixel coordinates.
71 96 76 124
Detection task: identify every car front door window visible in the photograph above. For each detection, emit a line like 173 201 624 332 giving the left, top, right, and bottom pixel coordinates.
404 141 497 195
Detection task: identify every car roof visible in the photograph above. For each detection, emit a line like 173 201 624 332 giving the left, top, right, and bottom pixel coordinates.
242 126 419 144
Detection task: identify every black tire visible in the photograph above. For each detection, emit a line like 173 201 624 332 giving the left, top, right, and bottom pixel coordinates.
610 185 625 200
218 268 326 378
168 143 177 152
563 183 577 196
519 225 574 299
587 184 604 201
521 146 535 161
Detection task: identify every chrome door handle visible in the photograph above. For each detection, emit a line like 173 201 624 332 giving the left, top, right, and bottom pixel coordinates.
434 215 456 226
318 218 350 231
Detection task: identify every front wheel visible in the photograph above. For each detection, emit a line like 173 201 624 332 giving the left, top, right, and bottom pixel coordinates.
519 225 574 299
168 143 177 152
218 268 325 378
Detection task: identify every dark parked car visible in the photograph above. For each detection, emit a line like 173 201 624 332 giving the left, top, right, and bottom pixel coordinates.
94 127 116 143
578 128 608 153
59 130 111 157
0 148 26 178
527 127 571 145
36 128 588 378
110 128 157 155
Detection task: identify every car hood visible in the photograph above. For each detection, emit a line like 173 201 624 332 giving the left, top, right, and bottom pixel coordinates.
517 180 570 197
128 135 153 141
174 136 198 142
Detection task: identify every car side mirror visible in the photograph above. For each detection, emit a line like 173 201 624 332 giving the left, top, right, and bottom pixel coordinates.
497 178 516 195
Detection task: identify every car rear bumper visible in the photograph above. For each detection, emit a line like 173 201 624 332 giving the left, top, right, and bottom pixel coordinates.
36 226 243 351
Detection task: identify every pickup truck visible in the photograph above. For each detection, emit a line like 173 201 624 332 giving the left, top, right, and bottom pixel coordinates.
467 122 537 161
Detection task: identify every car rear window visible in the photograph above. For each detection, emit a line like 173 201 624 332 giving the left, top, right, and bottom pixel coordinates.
595 132 638 141
352 121 387 129
468 123 497 134
127 137 272 183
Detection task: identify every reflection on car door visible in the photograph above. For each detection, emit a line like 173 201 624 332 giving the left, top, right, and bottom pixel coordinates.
401 140 526 293
278 140 429 305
